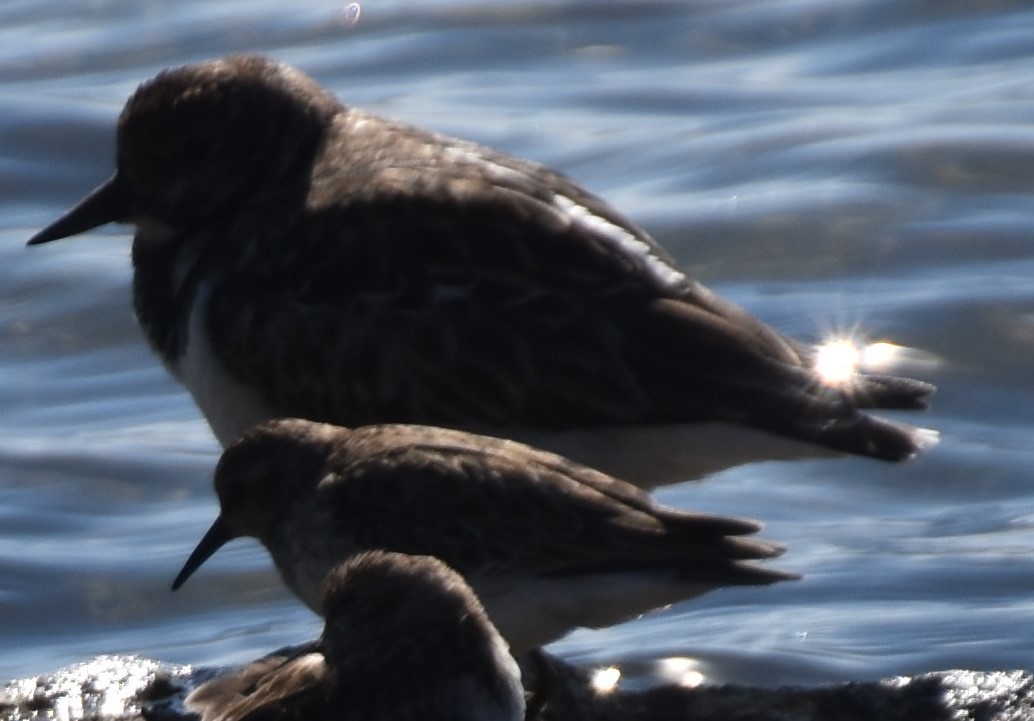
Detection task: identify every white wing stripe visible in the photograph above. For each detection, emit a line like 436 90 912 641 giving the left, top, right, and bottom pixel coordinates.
552 194 686 290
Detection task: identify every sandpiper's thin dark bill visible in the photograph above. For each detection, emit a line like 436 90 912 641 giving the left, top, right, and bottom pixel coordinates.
184 550 530 721
172 419 798 657
26 175 132 246
27 54 936 486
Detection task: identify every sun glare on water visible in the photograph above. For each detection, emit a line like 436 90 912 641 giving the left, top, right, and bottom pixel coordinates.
656 657 705 688
591 666 621 694
815 336 908 388
815 338 861 386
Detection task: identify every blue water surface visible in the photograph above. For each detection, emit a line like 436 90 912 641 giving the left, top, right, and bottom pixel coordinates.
1 0 1033 687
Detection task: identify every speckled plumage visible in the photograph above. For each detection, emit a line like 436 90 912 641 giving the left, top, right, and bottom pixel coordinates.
172 419 797 656
185 551 527 721
28 55 934 484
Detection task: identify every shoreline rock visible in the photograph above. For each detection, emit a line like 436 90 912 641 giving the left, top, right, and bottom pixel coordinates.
2 653 1030 721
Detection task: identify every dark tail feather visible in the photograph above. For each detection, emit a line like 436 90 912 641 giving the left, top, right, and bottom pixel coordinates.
667 519 799 585
771 412 936 462
667 557 800 587
727 562 801 586
852 373 936 410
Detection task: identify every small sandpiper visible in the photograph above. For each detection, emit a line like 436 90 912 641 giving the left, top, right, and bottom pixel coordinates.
27 55 934 485
171 418 797 657
184 550 532 721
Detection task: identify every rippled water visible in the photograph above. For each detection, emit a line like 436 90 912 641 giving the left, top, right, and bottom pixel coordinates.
2 0 1033 688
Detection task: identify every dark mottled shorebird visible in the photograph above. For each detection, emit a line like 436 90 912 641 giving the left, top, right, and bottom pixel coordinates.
27 55 934 485
184 551 532 721
171 419 797 656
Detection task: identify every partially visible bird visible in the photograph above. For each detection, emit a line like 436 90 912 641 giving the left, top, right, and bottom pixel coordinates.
171 419 798 656
184 550 532 721
27 55 935 485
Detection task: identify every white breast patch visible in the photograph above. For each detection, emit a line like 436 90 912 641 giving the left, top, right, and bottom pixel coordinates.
174 281 277 447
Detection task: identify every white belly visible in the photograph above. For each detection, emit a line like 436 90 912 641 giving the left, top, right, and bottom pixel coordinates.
474 572 715 657
172 282 278 447
503 422 841 489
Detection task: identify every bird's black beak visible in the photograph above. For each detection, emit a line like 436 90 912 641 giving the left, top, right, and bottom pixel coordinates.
172 515 233 591
27 173 133 246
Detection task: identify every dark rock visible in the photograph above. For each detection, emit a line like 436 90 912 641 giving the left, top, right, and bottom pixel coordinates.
2 654 1031 721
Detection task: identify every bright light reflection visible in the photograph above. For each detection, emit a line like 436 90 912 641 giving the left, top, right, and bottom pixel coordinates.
814 336 911 387
591 666 621 694
343 2 361 25
815 338 861 386
862 341 899 369
656 657 705 688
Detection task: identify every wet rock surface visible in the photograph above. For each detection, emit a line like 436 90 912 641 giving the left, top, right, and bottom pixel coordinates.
2 653 1030 721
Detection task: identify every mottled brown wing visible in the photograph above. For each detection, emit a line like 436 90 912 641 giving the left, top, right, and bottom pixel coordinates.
191 652 330 721
206 115 933 457
205 170 679 428
319 426 787 584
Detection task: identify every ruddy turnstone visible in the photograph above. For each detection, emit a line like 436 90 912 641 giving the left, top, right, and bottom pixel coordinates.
171 418 797 656
27 55 935 484
184 550 531 721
